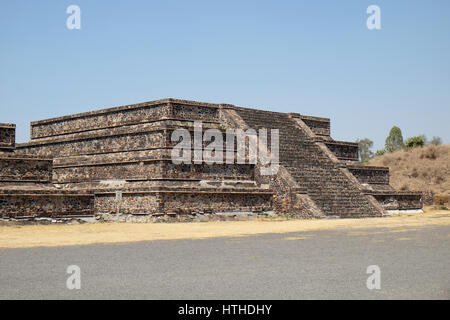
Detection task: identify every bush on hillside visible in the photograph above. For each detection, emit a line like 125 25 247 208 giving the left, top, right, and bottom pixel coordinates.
375 148 386 156
430 136 442 145
405 136 425 148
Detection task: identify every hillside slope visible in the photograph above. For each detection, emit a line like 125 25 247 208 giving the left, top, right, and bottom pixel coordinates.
369 144 449 205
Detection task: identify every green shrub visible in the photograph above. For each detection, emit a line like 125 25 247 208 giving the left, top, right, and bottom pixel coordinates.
405 136 425 148
375 148 386 156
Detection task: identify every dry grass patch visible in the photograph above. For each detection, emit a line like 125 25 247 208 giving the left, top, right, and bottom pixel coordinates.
0 207 449 249
369 144 450 205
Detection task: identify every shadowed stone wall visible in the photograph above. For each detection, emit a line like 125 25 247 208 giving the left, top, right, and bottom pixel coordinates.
94 190 273 215
372 192 423 210
0 193 94 218
348 165 390 184
325 141 359 161
298 116 330 137
0 157 52 182
0 125 95 219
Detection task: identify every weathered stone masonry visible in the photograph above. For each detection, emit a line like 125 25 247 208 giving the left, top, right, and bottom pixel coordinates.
0 99 422 219
0 123 15 151
0 125 94 218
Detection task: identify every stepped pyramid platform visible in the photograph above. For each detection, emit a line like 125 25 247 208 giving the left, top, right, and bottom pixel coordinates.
0 124 93 219
1 99 422 220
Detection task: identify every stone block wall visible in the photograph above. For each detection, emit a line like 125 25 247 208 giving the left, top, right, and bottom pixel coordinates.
53 149 169 167
30 102 171 139
94 190 272 215
19 122 230 158
371 192 423 210
325 141 359 161
0 193 94 218
0 121 96 219
94 192 160 214
0 124 53 183
299 116 330 137
0 157 52 182
159 191 272 214
163 163 254 180
53 161 254 183
348 165 390 184
30 99 220 140
0 124 15 151
171 103 219 122
18 129 167 157
53 160 166 183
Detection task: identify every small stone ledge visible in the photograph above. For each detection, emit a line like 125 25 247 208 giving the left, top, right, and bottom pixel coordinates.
0 216 96 226
31 117 221 141
384 209 424 215
94 210 276 223
30 98 221 126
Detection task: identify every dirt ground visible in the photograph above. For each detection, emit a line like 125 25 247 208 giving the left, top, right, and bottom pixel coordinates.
0 207 449 249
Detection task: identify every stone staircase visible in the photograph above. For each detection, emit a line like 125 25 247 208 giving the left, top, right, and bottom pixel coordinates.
231 107 384 217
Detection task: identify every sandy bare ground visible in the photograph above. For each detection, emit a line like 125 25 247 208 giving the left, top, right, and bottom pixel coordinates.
0 208 449 249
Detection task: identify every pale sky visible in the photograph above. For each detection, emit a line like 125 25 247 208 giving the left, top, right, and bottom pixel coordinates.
1 0 449 151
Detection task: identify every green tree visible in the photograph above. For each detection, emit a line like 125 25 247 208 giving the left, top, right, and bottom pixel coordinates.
405 136 425 148
356 138 374 163
385 126 404 153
